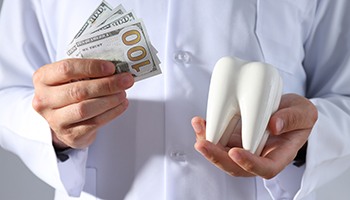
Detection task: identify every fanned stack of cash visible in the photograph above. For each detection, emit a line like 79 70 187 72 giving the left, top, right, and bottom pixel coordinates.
66 1 161 81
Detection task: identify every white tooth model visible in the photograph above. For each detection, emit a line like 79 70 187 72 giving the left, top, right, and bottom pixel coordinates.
206 57 283 155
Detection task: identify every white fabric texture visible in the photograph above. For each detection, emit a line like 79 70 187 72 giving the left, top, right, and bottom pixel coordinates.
1 0 350 199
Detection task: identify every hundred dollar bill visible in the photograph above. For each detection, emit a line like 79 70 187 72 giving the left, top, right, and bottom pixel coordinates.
67 11 135 58
75 20 161 81
89 11 137 34
88 12 161 66
67 2 126 57
90 4 127 31
73 0 114 40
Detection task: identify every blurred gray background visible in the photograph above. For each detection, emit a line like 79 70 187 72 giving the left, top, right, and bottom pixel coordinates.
0 0 54 199
1 0 350 199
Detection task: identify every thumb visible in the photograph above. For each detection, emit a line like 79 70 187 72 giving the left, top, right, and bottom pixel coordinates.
268 95 318 135
191 116 206 140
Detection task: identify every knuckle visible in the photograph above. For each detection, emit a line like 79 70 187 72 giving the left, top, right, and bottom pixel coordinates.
57 60 73 78
32 94 46 113
67 85 88 102
74 103 88 119
86 59 99 75
309 103 318 124
32 69 43 84
282 111 299 132
288 112 299 128
91 77 116 96
106 77 119 93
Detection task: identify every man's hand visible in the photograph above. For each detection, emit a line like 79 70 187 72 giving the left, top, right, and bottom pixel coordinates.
32 59 134 149
192 93 318 179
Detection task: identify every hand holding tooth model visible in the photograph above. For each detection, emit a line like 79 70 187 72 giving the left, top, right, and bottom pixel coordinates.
206 56 283 155
192 56 318 179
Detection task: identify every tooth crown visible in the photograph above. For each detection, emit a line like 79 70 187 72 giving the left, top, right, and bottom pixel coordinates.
206 57 283 155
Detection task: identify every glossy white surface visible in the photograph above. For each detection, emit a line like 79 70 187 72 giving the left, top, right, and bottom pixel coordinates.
206 57 282 155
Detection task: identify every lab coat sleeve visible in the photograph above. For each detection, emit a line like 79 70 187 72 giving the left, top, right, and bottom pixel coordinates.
0 0 87 197
295 0 350 199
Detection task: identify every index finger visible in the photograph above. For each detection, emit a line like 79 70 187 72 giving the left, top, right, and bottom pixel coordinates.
228 138 296 179
192 117 253 177
35 59 116 85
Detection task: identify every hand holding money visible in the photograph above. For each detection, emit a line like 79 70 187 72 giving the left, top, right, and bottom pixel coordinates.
32 59 134 149
67 1 161 81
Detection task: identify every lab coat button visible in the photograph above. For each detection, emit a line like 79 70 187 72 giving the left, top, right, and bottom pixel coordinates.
170 151 187 162
174 51 192 64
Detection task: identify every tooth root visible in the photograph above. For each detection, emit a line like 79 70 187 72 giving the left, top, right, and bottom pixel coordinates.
206 57 283 155
205 57 245 145
218 115 241 147
237 62 282 154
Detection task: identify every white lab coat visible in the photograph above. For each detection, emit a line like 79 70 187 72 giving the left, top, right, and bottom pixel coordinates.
1 0 350 199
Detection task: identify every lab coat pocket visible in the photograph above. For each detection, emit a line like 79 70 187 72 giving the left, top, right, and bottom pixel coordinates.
256 0 316 75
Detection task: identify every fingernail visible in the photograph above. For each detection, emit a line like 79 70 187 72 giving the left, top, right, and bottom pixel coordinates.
276 118 284 133
229 149 243 162
193 122 203 133
102 62 115 74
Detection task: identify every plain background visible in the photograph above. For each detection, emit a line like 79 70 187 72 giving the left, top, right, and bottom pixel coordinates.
1 0 350 199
